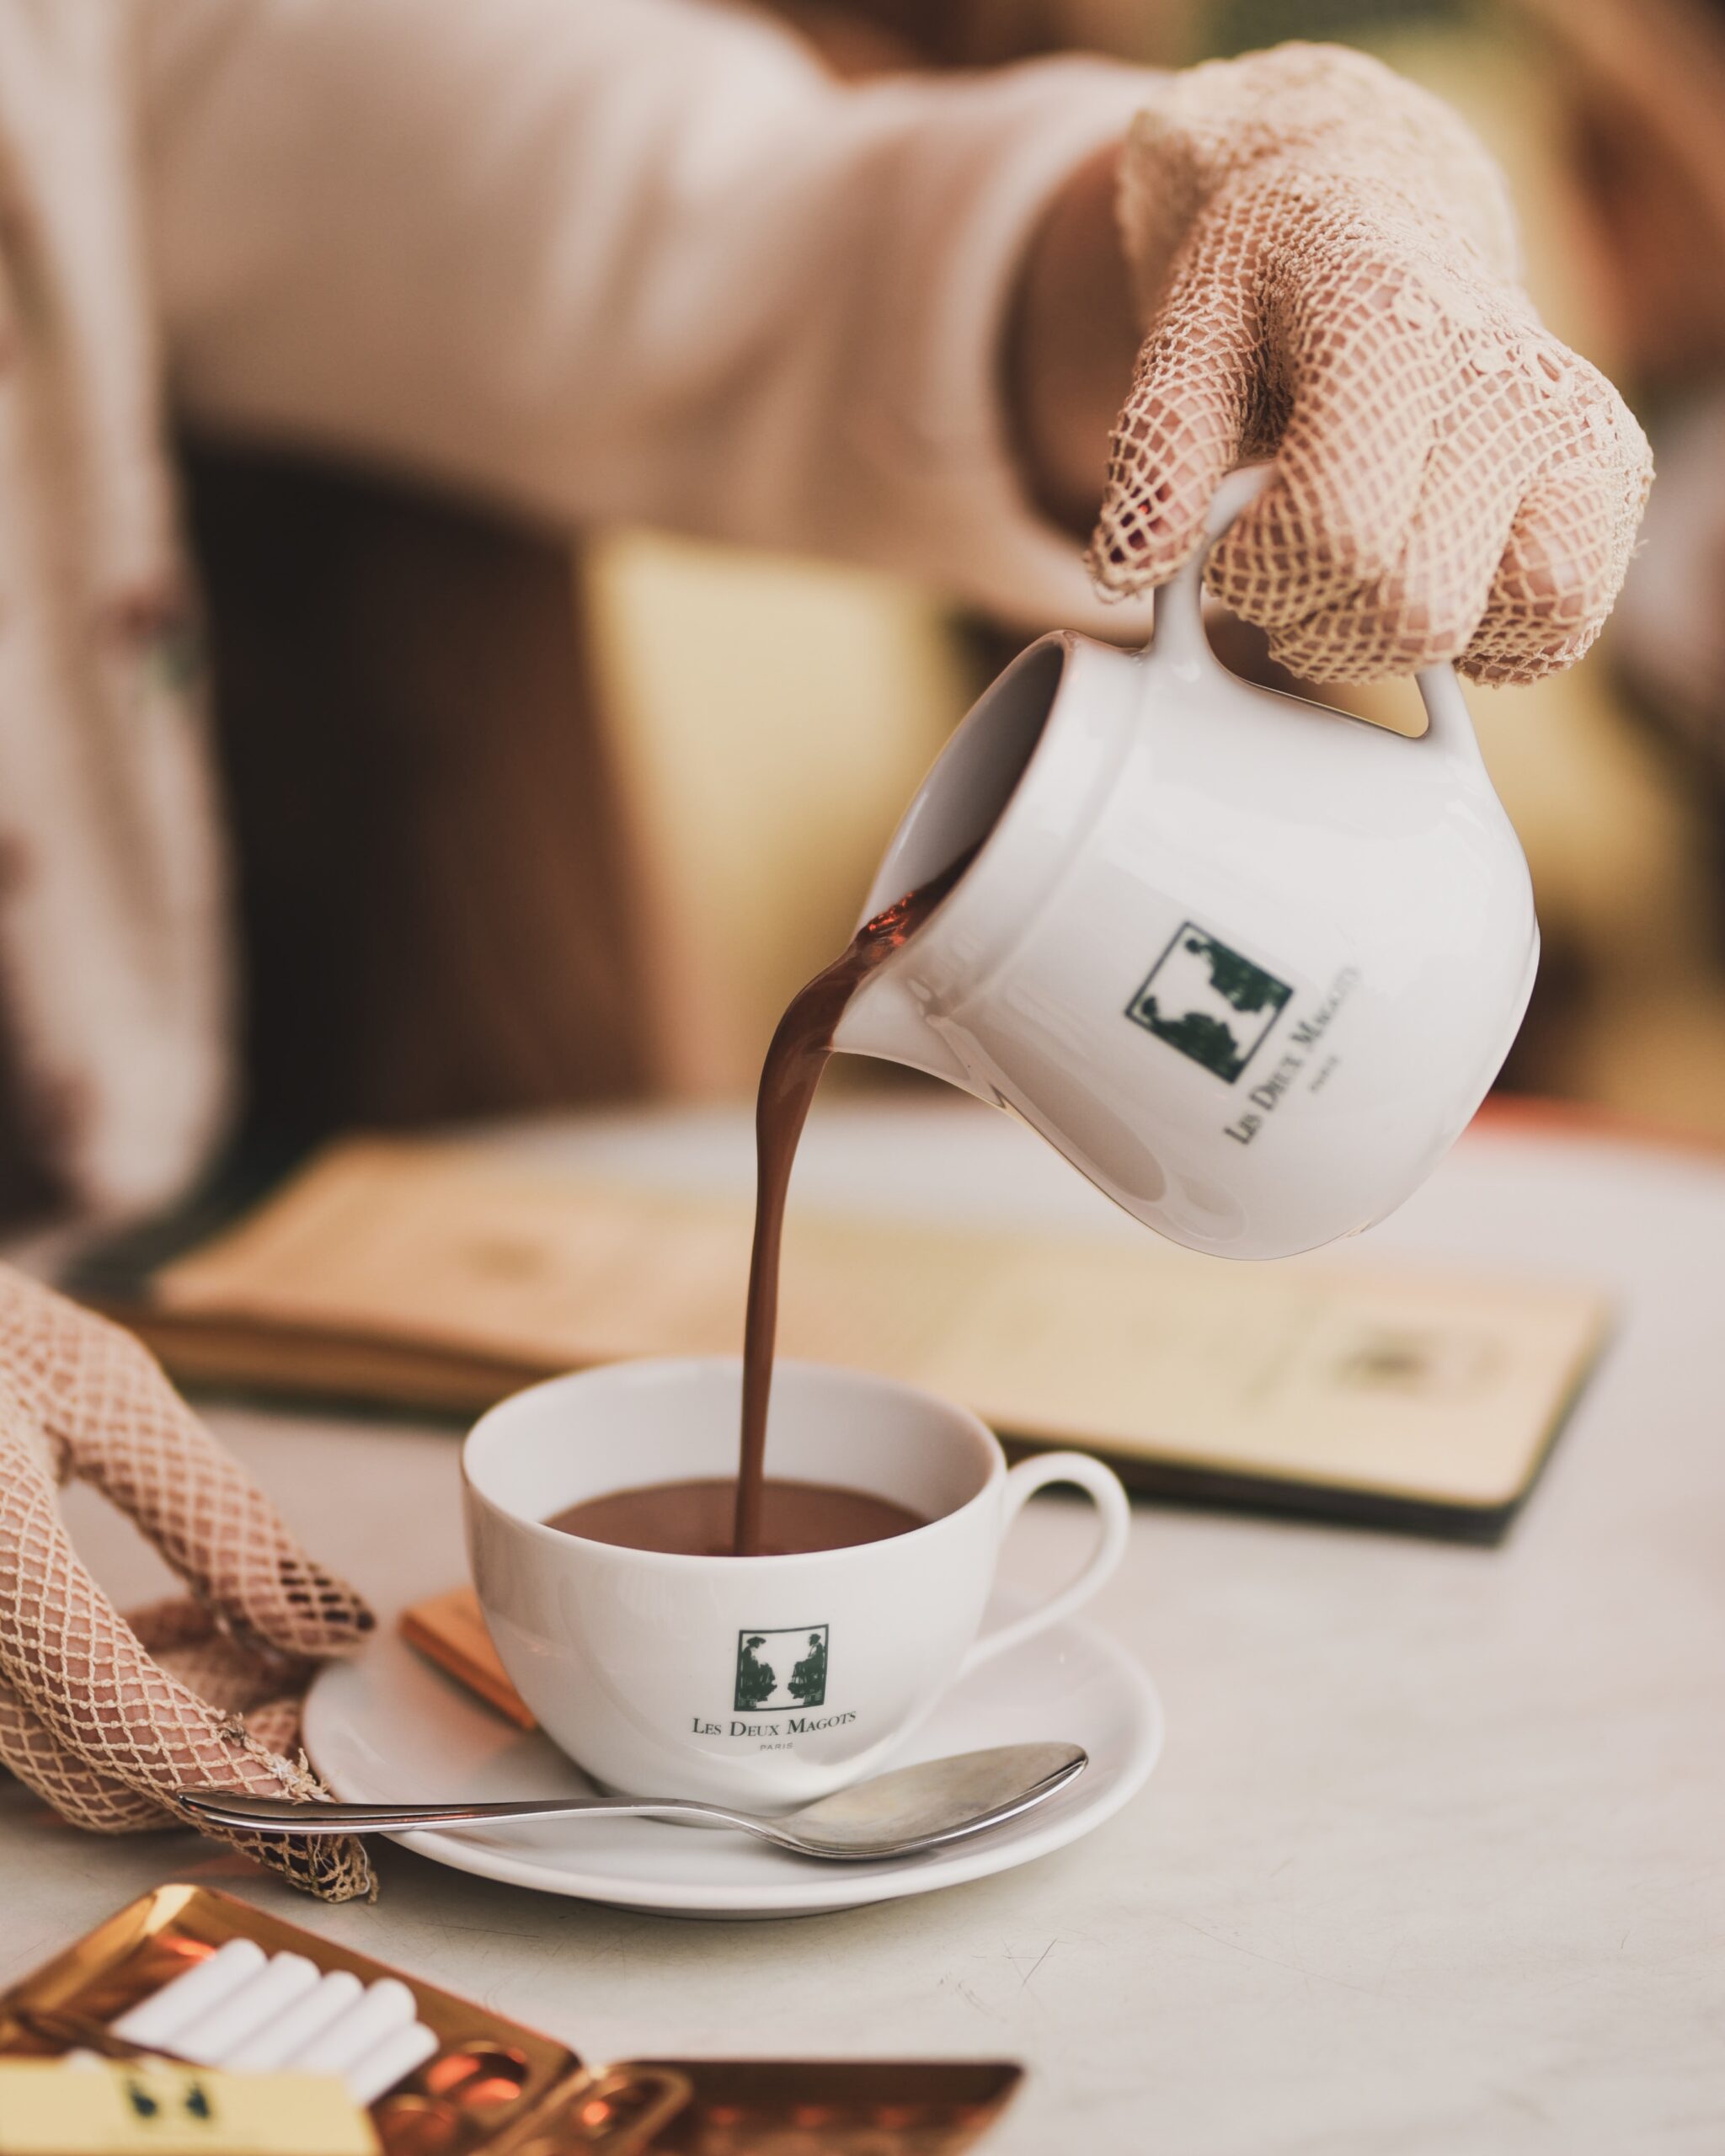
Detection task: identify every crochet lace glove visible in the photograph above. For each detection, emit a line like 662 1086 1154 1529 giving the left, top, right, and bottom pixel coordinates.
1087 43 1653 684
0 1266 374 1900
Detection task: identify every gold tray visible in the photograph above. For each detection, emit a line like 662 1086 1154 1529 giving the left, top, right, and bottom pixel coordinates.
0 1886 1020 2155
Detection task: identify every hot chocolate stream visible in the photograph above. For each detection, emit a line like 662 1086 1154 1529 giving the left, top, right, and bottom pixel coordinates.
734 851 973 1554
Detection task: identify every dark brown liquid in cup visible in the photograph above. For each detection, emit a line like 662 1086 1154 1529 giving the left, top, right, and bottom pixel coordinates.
544 1476 925 1556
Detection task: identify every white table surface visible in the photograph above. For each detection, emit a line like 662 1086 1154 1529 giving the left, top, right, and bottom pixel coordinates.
3 1097 1722 2154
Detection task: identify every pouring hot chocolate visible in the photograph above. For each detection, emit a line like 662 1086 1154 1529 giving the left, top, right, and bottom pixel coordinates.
716 465 1538 1561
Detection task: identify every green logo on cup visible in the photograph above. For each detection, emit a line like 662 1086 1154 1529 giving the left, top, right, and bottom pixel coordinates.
734 1625 829 1711
1126 924 1292 1083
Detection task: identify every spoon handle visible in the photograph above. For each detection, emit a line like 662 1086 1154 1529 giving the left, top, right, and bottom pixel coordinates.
177 1790 735 1836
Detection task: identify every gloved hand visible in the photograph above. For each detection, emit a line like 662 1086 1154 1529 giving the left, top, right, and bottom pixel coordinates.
0 1266 374 1900
1087 43 1653 684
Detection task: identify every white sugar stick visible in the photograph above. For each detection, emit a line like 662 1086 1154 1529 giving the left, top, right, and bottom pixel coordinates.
174 1953 323 2066
224 1970 364 2073
289 1979 418 2079
343 2022 441 2108
111 1939 265 2048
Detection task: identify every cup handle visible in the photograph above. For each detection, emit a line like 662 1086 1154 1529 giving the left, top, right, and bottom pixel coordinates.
959 1451 1131 1677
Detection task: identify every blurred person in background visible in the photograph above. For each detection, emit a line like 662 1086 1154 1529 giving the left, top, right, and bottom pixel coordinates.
1534 0 1725 862
0 0 1651 1234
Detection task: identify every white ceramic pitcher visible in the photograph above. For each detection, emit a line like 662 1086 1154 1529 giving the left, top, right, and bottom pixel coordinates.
831 466 1539 1260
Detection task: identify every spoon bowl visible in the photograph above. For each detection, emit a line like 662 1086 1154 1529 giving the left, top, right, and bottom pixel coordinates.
179 1742 1087 1863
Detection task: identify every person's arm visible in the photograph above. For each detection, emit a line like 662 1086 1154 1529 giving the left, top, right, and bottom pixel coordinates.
136 0 1149 627
1005 141 1140 537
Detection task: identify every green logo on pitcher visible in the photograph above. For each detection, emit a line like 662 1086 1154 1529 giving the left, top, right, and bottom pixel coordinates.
1126 924 1291 1083
734 1625 829 1711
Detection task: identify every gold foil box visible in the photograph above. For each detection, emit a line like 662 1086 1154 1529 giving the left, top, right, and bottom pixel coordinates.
0 1885 1020 2155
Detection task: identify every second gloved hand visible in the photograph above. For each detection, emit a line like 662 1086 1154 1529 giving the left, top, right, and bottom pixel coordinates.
0 1266 375 1900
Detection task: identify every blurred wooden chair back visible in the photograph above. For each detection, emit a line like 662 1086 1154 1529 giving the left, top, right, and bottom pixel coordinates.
184 443 656 1148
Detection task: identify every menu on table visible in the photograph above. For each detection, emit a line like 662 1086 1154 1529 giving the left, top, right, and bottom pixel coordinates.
77 1136 1610 1542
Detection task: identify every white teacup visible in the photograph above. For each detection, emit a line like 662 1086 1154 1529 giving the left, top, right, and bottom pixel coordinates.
462 1357 1130 1809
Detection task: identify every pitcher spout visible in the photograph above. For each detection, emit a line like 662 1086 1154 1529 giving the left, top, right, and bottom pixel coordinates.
830 972 983 1096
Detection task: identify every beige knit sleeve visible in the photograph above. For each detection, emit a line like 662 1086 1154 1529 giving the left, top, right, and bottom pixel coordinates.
134 0 1150 629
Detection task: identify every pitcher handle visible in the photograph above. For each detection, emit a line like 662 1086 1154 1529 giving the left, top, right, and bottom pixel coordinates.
1152 462 1488 775
1413 661 1489 775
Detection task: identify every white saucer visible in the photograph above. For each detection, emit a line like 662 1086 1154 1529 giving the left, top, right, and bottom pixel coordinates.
302 1604 1162 1919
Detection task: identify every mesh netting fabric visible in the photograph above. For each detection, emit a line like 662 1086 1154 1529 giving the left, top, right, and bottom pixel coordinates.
1087 44 1653 684
0 1266 374 1899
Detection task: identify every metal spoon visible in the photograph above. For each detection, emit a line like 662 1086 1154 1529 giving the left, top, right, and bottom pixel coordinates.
178 1742 1086 1862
